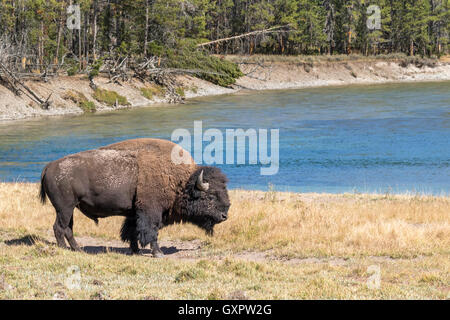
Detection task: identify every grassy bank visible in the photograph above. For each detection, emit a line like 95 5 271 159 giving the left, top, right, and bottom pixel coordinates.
0 183 448 299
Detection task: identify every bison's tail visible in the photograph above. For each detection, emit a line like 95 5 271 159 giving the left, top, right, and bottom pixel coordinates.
39 166 48 204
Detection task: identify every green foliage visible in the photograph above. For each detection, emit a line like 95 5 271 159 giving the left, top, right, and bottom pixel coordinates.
0 0 447 83
140 88 154 100
67 65 79 77
88 59 104 79
80 100 96 113
63 90 96 113
140 85 165 99
165 44 243 87
175 87 185 97
93 88 130 106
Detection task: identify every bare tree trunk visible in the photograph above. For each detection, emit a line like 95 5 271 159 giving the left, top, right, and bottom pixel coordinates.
39 20 44 72
144 0 149 56
93 0 98 60
79 22 82 69
84 7 89 66
55 3 64 65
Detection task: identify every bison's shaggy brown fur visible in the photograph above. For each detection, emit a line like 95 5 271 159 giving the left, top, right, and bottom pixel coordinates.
40 138 230 257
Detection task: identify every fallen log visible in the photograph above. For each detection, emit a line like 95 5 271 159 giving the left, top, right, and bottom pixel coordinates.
0 62 51 109
0 62 52 109
0 69 21 95
196 25 292 48
41 93 52 110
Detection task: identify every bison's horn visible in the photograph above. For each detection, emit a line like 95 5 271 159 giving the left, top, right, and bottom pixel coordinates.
196 170 209 191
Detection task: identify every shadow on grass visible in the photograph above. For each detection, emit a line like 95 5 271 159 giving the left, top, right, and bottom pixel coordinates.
4 234 182 257
81 245 180 256
4 234 52 246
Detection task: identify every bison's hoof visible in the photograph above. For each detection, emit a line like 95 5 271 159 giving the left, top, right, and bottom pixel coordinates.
153 251 164 258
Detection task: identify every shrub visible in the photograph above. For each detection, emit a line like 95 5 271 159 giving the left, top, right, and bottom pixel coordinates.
163 41 243 87
140 87 153 100
67 65 78 76
80 100 96 113
175 87 185 97
63 90 96 113
140 86 165 100
88 59 104 79
93 88 130 106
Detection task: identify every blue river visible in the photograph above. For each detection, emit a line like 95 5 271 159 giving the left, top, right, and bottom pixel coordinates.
0 81 449 194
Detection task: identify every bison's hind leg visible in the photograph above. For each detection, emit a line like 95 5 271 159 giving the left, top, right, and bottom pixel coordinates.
57 214 81 252
42 170 81 252
54 209 81 252
121 217 140 254
65 215 81 251
53 219 67 249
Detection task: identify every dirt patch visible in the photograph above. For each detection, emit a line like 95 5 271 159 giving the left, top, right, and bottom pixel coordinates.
4 233 416 268
1 232 362 265
75 236 204 260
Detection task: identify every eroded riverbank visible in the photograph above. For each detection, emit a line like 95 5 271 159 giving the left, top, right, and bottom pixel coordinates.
1 56 450 121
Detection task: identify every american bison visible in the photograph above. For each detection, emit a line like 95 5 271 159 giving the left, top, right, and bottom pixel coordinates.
39 138 230 257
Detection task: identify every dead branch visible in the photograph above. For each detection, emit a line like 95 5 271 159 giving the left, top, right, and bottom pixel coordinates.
196 25 293 48
0 61 52 109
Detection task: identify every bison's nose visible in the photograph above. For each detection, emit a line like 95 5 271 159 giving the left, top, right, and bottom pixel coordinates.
221 213 228 221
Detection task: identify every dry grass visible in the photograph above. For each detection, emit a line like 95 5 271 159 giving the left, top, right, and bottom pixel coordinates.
0 183 449 299
2 183 447 258
140 85 166 100
92 88 130 106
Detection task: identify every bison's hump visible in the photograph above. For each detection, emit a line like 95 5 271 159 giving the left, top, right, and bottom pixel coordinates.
101 138 179 153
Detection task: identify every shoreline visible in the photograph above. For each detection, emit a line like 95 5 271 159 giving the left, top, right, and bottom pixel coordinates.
1 57 450 122
0 181 448 198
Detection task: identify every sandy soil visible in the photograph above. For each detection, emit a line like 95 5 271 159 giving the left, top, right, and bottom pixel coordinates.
1 57 449 121
235 59 450 90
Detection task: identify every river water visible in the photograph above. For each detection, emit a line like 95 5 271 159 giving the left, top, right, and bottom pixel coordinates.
0 81 449 194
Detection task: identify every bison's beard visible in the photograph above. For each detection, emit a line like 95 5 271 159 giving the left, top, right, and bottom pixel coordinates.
189 216 216 236
203 222 215 236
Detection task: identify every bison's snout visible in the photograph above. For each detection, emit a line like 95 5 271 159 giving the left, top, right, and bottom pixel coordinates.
220 213 228 221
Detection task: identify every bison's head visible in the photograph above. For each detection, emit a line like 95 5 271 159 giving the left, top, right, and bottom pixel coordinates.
179 167 230 235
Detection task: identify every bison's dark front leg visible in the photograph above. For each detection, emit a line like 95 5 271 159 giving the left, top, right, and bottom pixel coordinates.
120 217 140 254
150 240 163 258
136 210 164 258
